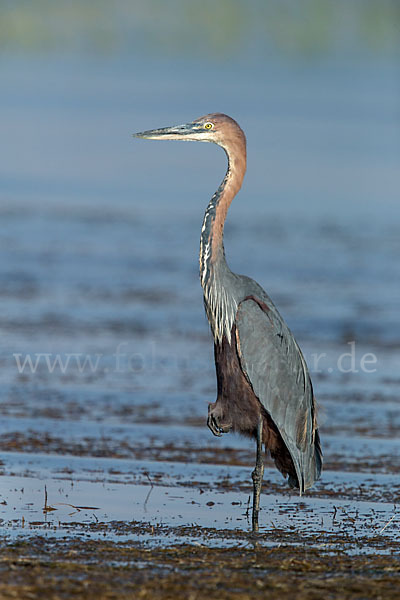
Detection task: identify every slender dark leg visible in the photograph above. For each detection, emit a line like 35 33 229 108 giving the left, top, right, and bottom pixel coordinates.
251 414 264 532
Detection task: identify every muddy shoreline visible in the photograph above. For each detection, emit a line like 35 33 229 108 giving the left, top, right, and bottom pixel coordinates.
2 535 400 600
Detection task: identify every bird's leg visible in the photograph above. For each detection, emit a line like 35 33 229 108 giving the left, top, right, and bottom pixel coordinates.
207 401 232 437
251 414 264 533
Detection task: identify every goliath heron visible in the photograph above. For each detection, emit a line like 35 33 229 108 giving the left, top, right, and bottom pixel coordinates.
133 113 322 531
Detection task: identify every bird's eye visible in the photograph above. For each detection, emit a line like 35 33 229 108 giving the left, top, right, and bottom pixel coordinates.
204 122 214 130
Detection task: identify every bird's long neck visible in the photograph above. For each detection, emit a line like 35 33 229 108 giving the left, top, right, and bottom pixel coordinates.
199 141 246 343
199 145 246 290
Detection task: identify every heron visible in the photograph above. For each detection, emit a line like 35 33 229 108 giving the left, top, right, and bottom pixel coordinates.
133 113 322 531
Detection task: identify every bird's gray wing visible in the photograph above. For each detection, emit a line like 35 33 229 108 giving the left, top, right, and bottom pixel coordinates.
235 296 321 493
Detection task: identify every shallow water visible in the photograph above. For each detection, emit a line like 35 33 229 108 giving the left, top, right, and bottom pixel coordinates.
1 456 399 555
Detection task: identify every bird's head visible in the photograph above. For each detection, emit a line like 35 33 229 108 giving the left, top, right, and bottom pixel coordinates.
133 113 246 154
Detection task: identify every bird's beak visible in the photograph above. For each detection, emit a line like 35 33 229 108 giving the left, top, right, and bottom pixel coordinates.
132 122 201 141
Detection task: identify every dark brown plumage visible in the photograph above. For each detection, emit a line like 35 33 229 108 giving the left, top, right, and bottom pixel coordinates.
209 323 298 486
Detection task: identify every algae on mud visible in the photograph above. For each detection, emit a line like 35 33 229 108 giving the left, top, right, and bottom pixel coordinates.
1 537 400 600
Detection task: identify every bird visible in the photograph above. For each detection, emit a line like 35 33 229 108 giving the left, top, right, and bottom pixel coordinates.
133 113 322 531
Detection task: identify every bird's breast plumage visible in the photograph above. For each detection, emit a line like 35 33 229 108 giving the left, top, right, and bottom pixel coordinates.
203 275 238 344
